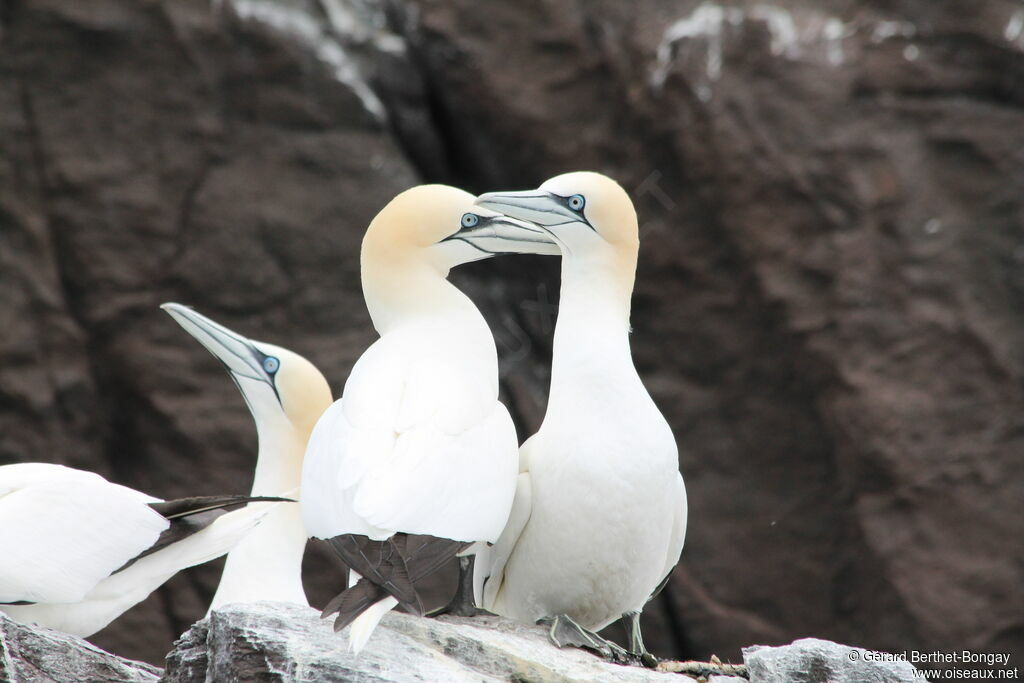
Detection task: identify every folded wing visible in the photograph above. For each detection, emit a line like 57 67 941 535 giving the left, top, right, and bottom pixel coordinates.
0 464 166 604
301 338 518 545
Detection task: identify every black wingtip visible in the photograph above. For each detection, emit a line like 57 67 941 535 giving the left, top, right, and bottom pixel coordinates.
149 494 294 519
114 495 292 574
319 532 468 632
321 591 346 620
320 577 389 632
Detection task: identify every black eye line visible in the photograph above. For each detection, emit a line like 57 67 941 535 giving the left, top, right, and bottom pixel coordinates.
251 347 272 373
477 215 549 235
250 346 282 404
552 193 596 231
225 348 283 408
447 234 552 256
226 369 257 415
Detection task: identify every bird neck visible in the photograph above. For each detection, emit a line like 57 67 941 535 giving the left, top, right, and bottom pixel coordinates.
209 414 308 610
250 413 305 495
362 256 477 335
547 250 640 410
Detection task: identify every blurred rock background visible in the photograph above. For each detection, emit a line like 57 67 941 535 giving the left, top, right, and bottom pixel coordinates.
1 0 1022 668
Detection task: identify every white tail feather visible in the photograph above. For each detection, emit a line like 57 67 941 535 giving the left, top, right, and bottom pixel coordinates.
348 596 398 654
472 544 493 608
155 500 279 574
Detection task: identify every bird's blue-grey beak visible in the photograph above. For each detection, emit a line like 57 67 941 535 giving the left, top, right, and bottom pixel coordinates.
444 212 559 256
161 303 277 393
475 190 586 228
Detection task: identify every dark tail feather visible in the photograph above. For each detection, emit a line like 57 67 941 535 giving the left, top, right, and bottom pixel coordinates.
325 535 420 608
149 495 294 520
401 536 472 583
321 577 390 633
320 578 370 620
321 533 468 626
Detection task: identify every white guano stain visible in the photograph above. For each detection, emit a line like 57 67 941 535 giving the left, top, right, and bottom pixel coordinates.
652 3 738 88
1006 10 1024 43
823 17 846 65
652 4 921 99
222 0 387 121
749 6 800 57
871 20 916 43
319 0 406 55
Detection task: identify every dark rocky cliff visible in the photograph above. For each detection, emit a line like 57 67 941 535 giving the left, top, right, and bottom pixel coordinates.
1 0 1021 667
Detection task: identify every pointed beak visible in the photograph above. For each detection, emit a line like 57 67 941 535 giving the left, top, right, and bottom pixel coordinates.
475 190 583 227
161 303 274 387
444 211 560 256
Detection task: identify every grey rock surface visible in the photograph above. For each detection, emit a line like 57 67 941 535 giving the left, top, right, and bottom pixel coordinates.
161 602 681 682
744 637 918 683
3 603 929 683
0 611 160 683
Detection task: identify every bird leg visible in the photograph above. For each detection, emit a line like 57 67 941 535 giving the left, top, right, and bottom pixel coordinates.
427 555 487 617
621 610 659 668
537 614 634 665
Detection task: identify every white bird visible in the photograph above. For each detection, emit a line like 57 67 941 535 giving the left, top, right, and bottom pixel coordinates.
473 172 688 664
0 463 285 637
162 303 333 610
300 184 556 653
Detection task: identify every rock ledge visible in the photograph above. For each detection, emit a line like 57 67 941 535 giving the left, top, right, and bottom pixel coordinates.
3 603 920 682
0 612 159 683
162 602 680 682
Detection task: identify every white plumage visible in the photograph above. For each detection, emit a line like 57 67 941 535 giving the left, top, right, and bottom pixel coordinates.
300 185 532 652
162 303 333 612
474 171 688 658
302 321 517 544
0 463 276 636
0 464 165 606
484 385 684 629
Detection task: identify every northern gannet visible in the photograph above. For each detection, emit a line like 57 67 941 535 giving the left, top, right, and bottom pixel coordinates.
473 172 688 665
162 303 333 610
300 185 557 653
0 463 285 636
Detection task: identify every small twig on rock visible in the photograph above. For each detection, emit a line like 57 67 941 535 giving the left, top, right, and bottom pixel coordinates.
656 654 749 679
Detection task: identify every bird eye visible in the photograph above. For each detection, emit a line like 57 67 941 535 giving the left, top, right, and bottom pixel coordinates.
262 356 280 374
461 213 480 228
568 194 585 211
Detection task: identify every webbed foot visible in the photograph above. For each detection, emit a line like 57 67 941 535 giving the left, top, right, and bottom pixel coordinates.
537 614 636 665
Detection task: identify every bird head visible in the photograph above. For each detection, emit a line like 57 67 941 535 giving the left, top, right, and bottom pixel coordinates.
161 303 332 436
474 171 639 260
361 184 558 276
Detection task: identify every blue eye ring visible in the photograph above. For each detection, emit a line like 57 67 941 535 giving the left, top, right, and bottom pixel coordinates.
262 356 280 374
461 213 480 228
568 194 585 212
